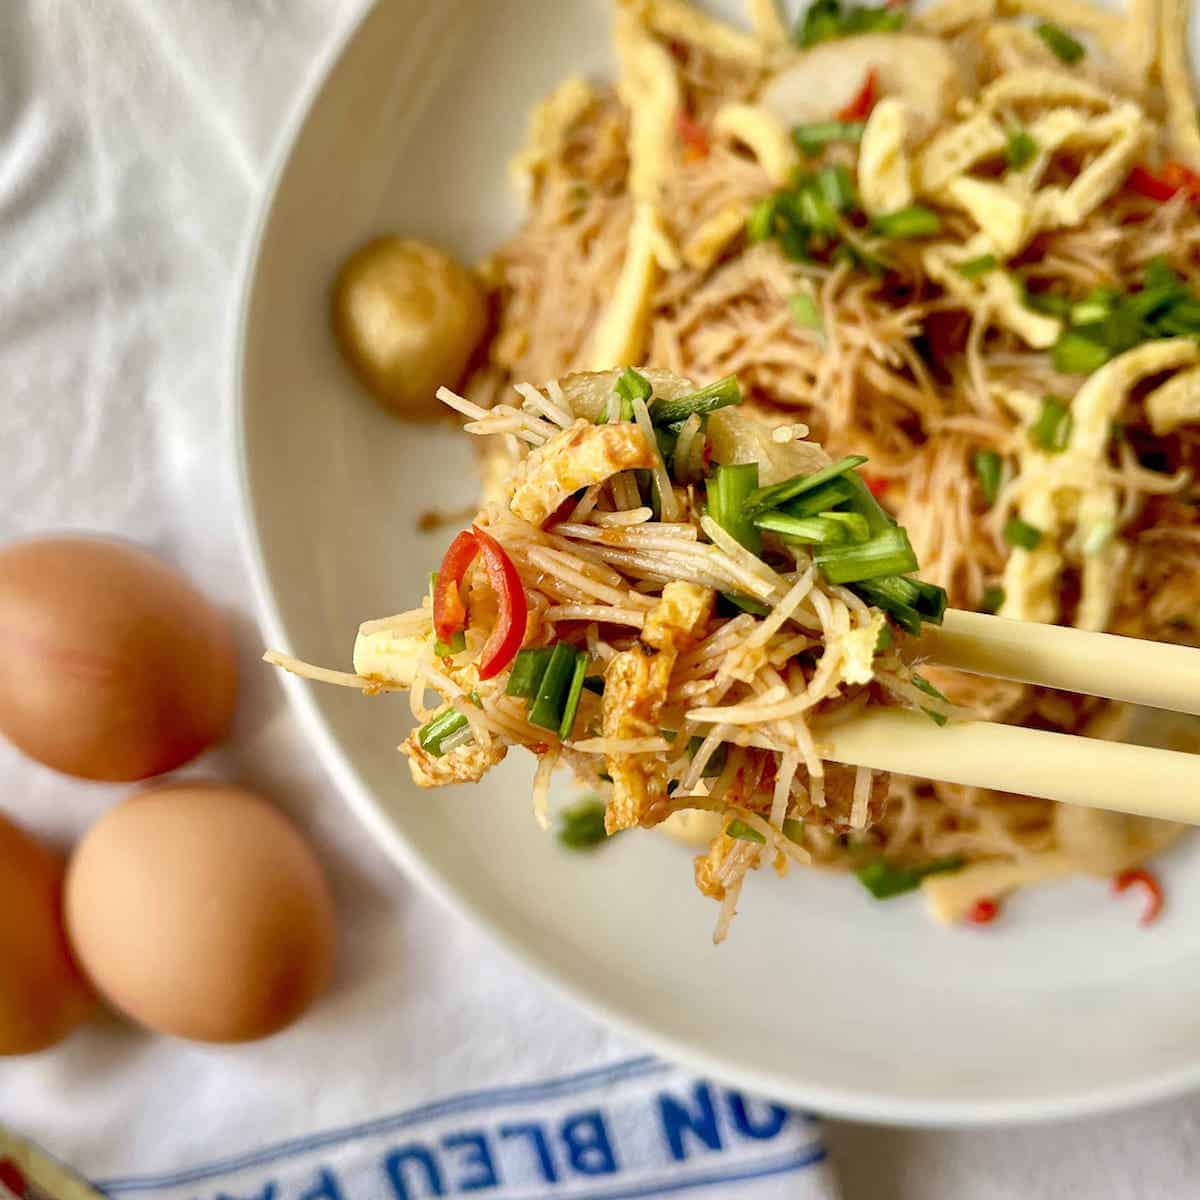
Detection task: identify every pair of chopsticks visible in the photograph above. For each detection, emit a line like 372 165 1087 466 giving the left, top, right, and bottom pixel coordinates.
819 610 1200 823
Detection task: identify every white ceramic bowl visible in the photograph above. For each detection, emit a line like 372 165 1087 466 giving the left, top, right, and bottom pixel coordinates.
234 0 1200 1125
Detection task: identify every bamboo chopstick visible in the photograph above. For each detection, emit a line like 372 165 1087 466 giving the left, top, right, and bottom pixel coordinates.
918 609 1200 716
816 709 1200 824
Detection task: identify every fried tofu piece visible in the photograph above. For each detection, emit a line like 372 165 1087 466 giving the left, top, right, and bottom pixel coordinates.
508 419 655 527
603 582 714 833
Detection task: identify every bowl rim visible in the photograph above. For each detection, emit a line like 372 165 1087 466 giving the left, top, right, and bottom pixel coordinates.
228 0 1200 1127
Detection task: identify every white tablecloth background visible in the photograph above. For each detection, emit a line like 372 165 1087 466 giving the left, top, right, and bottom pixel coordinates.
2 2 1200 1196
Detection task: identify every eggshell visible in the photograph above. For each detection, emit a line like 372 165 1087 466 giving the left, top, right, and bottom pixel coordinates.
0 811 94 1055
0 537 238 781
64 784 335 1043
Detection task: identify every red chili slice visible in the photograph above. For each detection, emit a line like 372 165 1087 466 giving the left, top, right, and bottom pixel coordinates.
1128 164 1185 203
472 525 528 680
966 898 999 924
1113 868 1164 927
865 475 890 499
838 70 878 122
1160 160 1200 200
432 530 480 643
676 109 710 161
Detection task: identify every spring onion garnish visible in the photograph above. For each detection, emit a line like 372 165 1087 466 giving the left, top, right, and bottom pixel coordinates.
814 526 920 584
850 574 946 635
911 672 951 726
796 0 904 45
875 623 892 653
870 205 941 239
745 455 868 515
1029 396 1073 453
557 798 610 850
686 735 728 777
956 253 998 280
782 818 806 844
726 818 767 845
429 572 468 656
972 449 1002 506
615 367 652 405
650 375 741 426
1004 127 1036 171
1036 21 1085 64
980 585 1005 613
817 163 856 211
558 650 589 740
747 195 779 242
754 512 848 544
1069 288 1117 326
791 119 866 156
780 476 857 518
707 462 762 554
418 708 471 758
1004 516 1043 551
819 509 871 541
1052 329 1110 375
856 855 964 900
506 646 554 698
528 642 583 732
719 592 770 616
789 291 824 333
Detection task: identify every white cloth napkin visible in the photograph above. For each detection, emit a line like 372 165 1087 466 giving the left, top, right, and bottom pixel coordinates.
0 2 836 1196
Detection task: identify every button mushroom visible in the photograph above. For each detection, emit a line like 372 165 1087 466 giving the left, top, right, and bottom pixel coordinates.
331 236 487 418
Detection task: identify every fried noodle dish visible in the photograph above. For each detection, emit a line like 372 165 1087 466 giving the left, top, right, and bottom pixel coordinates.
271 0 1200 935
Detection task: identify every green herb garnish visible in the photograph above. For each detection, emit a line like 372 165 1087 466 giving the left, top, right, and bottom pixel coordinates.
558 798 611 850
956 254 998 280
708 462 762 554
972 449 1002 506
1029 396 1073 453
1036 21 1084 64
856 855 964 899
870 205 941 239
1004 517 1043 551
1004 127 1036 171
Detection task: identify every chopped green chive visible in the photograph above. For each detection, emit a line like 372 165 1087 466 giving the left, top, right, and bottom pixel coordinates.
980 585 1005 614
528 642 584 732
1004 127 1036 171
726 818 766 845
615 367 653 406
1036 21 1085 64
558 650 589 740
972 450 1003 506
1004 516 1043 551
820 510 871 541
719 591 770 616
875 623 892 653
747 195 778 242
779 476 857 518
557 798 610 850
745 455 868 515
651 375 741 425
856 855 963 899
817 163 856 211
707 462 762 554
1029 396 1073 453
870 205 941 239
1052 329 1110 374
911 673 950 704
1069 288 1117 326
814 526 920 584
789 291 824 333
782 817 806 843
754 512 848 544
505 646 555 699
956 253 998 280
417 708 471 758
791 120 866 156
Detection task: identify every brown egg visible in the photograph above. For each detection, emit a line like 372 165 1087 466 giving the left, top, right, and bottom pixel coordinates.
0 811 94 1055
65 784 335 1043
0 537 238 781
331 236 487 417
